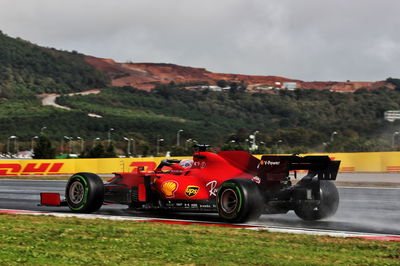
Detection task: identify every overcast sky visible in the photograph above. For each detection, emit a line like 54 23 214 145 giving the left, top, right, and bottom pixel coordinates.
1 0 399 81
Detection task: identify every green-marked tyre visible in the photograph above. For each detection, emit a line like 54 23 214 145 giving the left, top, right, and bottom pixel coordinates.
65 172 104 213
294 180 339 221
216 179 264 223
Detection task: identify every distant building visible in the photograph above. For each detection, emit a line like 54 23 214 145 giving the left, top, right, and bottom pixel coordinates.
197 85 230 92
247 83 278 92
282 82 297 90
206 85 222 92
384 110 400 122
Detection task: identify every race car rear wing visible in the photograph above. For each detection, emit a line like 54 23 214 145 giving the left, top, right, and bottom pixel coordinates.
258 155 340 181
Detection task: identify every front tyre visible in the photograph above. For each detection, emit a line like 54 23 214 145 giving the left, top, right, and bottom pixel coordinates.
217 179 264 223
294 180 339 220
65 172 104 213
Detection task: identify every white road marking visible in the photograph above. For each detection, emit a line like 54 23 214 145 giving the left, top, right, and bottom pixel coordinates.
338 186 400 190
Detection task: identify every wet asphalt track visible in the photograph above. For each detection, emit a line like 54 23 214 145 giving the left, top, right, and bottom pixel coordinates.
0 179 399 235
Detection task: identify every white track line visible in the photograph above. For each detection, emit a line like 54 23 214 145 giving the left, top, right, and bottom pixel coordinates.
338 186 400 190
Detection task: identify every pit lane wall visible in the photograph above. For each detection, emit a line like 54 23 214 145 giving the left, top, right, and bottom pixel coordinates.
0 152 399 175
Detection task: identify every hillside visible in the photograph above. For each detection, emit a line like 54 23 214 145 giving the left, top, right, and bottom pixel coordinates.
0 30 394 96
0 31 109 98
84 56 299 91
85 56 395 92
56 85 400 154
1 32 400 156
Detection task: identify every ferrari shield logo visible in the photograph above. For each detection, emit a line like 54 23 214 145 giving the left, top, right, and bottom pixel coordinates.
185 186 200 197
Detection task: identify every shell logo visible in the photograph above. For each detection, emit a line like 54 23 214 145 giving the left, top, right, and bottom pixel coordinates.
161 181 178 198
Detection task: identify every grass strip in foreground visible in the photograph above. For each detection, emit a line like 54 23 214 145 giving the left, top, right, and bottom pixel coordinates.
0 214 399 265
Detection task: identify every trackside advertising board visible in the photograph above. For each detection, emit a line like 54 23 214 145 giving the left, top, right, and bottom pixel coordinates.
0 157 187 176
0 152 399 175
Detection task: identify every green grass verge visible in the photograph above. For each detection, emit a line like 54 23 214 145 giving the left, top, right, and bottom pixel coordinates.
0 214 399 265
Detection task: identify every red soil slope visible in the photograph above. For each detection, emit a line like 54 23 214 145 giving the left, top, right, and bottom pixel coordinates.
85 56 394 92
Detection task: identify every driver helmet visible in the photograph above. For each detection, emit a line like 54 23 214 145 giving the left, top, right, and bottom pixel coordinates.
179 159 194 169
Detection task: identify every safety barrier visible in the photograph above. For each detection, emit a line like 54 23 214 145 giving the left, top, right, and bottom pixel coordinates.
0 157 187 176
0 152 399 175
315 152 400 172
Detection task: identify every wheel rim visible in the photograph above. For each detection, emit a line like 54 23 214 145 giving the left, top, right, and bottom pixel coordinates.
69 181 84 204
220 188 238 214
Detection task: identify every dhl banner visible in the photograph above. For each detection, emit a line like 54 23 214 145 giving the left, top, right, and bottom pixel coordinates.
321 152 399 172
0 152 399 176
0 157 188 176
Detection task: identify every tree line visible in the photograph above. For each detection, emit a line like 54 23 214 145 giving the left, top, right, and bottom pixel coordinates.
0 31 109 99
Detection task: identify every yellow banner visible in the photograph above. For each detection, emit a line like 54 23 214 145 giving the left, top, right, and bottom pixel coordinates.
0 152 399 175
0 157 187 176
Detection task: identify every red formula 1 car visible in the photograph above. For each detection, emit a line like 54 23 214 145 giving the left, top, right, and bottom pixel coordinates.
41 145 341 223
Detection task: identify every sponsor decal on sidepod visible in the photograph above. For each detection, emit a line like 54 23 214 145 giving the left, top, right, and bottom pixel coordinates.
161 181 178 198
185 186 200 197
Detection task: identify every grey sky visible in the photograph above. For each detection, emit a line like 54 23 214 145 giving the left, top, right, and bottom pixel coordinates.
1 0 399 81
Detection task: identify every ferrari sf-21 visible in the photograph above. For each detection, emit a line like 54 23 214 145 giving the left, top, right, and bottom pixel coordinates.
40 145 341 222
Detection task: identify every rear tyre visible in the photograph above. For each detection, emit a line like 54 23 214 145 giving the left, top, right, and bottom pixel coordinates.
65 172 104 213
216 179 264 223
294 180 339 220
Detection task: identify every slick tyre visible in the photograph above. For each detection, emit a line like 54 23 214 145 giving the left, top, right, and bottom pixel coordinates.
65 172 104 213
294 180 339 221
217 179 264 223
